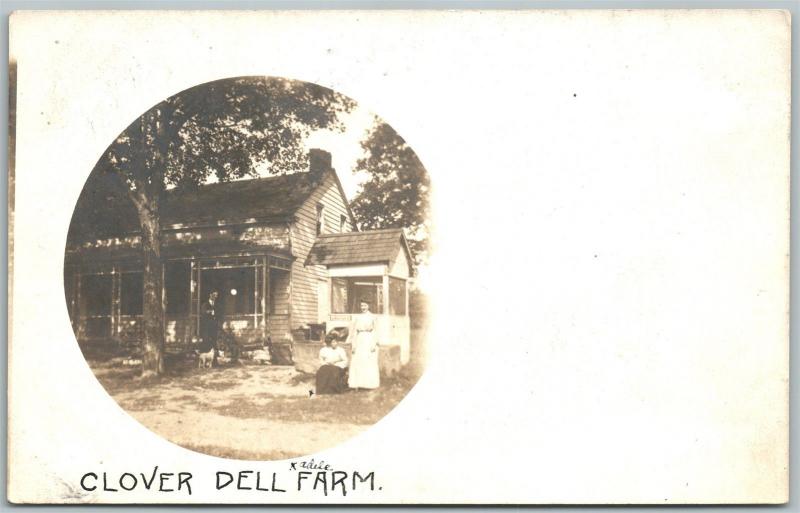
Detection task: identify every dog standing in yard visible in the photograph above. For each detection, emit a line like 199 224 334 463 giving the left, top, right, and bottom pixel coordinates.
196 347 215 369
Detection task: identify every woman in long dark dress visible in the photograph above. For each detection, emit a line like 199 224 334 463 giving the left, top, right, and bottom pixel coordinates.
199 291 221 362
315 336 349 394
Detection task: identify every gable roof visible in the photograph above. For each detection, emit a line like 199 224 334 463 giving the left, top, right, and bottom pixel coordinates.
68 171 326 242
305 228 414 273
164 172 319 227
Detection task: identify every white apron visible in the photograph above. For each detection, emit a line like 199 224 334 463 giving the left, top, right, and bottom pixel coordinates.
347 313 380 389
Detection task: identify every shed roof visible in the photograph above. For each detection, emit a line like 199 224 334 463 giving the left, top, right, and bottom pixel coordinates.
305 228 414 273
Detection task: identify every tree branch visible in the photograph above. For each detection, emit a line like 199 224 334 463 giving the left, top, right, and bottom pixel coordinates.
105 170 145 212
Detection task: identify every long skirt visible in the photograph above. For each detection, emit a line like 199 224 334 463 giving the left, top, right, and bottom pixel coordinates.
348 331 380 389
316 365 346 394
199 319 218 352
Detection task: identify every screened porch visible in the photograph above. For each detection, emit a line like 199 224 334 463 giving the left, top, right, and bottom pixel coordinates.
64 254 294 348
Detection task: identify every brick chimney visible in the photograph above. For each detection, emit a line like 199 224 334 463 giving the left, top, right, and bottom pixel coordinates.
308 148 332 179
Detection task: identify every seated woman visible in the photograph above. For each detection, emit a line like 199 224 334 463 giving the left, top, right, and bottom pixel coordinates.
315 336 349 394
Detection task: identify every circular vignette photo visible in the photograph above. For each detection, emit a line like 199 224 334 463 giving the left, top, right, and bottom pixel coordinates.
63 76 431 461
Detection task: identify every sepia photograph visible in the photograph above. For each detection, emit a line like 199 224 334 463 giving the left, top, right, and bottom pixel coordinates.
63 76 430 460
8 9 791 504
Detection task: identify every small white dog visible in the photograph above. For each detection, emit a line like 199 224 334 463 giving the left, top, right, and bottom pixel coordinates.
196 347 214 369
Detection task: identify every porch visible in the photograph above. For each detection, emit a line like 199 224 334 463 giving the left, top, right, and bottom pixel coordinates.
64 254 294 350
305 228 415 367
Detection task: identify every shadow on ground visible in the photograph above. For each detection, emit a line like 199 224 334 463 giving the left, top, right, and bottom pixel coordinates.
86 349 423 460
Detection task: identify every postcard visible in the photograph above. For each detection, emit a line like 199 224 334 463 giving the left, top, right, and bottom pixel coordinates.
7 9 790 504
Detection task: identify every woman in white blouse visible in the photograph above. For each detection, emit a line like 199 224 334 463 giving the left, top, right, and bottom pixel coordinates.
315 336 348 394
347 299 380 390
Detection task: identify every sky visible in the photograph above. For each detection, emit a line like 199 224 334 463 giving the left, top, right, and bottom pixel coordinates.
193 96 379 201
181 103 378 199
305 106 432 289
302 103 377 201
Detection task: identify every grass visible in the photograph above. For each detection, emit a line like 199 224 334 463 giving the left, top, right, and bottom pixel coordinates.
82 326 428 460
178 444 301 461
89 356 422 425
93 353 235 393
215 374 420 425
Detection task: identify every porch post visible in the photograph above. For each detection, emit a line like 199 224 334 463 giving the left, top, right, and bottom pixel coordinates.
161 261 166 342
382 272 389 315
382 271 390 348
191 259 200 338
262 256 268 341
111 266 120 337
74 268 82 339
65 268 76 323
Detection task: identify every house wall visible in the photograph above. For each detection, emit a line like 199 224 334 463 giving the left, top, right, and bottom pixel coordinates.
290 172 356 329
389 246 411 278
65 169 361 347
388 249 411 363
328 264 387 277
268 267 291 340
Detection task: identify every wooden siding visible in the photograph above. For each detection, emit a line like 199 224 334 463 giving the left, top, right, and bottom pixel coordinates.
268 268 291 340
328 264 387 277
65 168 362 345
290 172 355 328
389 246 410 278
268 315 290 341
269 269 290 314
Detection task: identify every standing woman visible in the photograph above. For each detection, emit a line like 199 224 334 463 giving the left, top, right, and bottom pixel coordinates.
199 290 221 365
347 299 380 390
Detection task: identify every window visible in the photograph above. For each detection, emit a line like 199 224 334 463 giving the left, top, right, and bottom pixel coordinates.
200 267 257 316
78 273 113 338
331 278 348 314
165 261 191 315
340 214 347 232
316 203 325 235
120 272 143 316
80 274 112 316
331 277 383 314
389 277 407 315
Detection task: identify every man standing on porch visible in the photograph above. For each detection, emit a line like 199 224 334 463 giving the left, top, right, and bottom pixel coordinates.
200 291 221 364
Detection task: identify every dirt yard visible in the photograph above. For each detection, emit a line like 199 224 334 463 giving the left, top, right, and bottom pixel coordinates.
89 347 423 461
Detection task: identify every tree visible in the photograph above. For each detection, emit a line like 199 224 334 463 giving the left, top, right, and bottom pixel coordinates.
84 77 353 378
351 121 430 264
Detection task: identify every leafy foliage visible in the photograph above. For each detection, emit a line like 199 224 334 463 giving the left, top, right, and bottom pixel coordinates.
68 77 354 376
100 77 354 193
351 121 430 263
70 77 357 240
72 77 355 240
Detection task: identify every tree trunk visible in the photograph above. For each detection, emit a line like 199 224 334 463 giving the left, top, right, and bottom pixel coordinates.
134 105 170 378
138 202 165 378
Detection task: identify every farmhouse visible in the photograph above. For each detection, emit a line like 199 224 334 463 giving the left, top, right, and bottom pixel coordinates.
63 149 414 369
